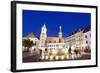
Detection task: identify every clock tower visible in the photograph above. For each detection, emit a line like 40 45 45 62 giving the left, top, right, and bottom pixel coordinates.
40 24 47 48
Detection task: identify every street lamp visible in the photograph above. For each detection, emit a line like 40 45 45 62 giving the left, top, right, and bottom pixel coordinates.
68 43 72 54
42 55 45 60
60 55 64 60
55 56 59 60
50 55 53 60
45 56 48 60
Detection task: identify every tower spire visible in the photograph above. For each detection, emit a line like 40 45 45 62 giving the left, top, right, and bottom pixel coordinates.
59 25 63 43
59 25 62 38
40 24 47 48
43 24 46 28
59 26 62 32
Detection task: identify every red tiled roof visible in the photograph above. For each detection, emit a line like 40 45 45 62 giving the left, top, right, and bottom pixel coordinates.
47 37 64 43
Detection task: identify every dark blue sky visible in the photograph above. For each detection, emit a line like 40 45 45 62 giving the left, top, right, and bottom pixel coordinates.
22 10 91 37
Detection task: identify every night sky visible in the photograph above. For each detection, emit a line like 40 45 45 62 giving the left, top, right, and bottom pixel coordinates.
22 10 91 37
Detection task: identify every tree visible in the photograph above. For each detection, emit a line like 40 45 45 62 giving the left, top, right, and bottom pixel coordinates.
22 39 34 52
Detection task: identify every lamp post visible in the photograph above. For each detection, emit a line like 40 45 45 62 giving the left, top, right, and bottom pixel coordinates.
68 42 72 55
68 39 72 59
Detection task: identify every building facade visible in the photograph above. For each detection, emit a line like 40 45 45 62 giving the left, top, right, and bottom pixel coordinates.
22 24 91 58
39 24 47 50
65 29 84 52
22 33 39 51
83 28 91 51
45 25 67 55
74 30 83 51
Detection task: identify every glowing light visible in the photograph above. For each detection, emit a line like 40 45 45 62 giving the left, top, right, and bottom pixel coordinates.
50 56 53 60
60 56 64 60
66 55 69 59
42 56 44 60
55 56 59 60
45 56 48 60
32 46 35 50
77 54 81 57
71 54 75 59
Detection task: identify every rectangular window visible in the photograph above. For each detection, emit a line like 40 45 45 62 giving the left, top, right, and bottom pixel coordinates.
85 35 87 38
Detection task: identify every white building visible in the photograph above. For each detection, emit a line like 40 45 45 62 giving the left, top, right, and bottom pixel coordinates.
65 29 84 53
46 26 68 55
38 24 68 56
39 24 47 50
83 28 91 51
65 27 91 53
64 33 76 51
74 30 83 51
46 39 67 54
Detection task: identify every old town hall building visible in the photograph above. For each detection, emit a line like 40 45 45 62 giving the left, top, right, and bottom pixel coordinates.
39 24 67 54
